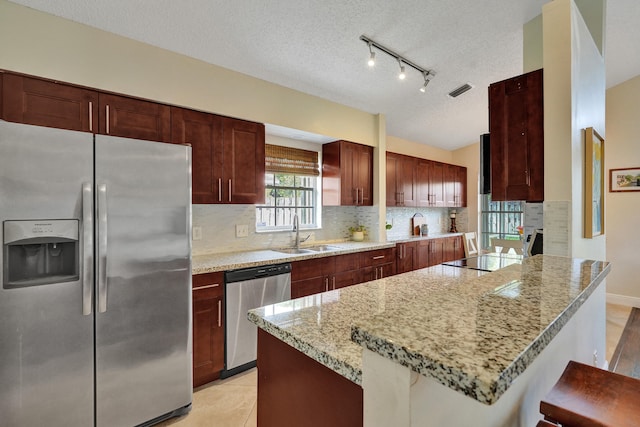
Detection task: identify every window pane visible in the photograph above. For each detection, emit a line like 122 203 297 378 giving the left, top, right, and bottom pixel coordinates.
257 173 318 231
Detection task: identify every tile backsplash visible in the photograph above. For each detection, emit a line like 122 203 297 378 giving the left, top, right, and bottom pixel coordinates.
385 207 467 239
192 204 374 255
192 204 462 255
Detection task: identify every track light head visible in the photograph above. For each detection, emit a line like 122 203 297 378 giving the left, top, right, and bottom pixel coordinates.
398 60 406 80
367 42 376 67
419 73 431 93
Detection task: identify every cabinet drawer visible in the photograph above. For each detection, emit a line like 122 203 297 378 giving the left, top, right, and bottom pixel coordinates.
334 252 360 272
193 272 224 296
362 248 396 267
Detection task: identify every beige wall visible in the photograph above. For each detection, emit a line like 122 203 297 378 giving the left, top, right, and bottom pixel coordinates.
386 135 454 164
605 75 640 303
453 143 480 234
541 0 606 260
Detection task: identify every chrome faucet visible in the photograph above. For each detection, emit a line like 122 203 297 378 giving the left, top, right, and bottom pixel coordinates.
292 213 310 249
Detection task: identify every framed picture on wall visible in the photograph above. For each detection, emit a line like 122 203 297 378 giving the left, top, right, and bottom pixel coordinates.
584 127 605 238
610 167 640 192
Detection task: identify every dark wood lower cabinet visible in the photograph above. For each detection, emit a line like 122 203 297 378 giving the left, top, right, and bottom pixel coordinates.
192 272 224 388
257 329 363 427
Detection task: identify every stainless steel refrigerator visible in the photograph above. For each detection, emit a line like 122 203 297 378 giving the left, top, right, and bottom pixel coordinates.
0 120 193 427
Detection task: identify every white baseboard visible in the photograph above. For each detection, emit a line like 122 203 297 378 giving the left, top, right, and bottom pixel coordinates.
606 292 640 308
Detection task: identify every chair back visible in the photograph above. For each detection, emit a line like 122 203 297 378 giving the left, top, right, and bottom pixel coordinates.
490 238 523 255
463 232 479 258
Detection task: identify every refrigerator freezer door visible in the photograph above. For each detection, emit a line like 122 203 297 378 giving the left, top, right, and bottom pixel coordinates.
0 121 94 426
94 135 192 427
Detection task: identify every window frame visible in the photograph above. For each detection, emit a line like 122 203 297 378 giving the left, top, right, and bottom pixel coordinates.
480 195 524 249
256 172 320 232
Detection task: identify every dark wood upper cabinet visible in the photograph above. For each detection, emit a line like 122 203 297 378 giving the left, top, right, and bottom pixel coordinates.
171 107 224 204
222 117 265 204
322 140 373 206
416 160 445 207
2 72 98 133
444 164 467 208
489 68 544 202
172 110 265 205
386 152 416 207
98 93 171 143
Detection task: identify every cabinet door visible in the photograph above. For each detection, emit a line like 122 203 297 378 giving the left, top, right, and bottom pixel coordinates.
416 240 430 269
340 142 358 205
456 166 467 207
429 161 445 207
442 237 463 263
291 257 334 298
386 153 399 206
416 160 431 207
489 69 544 202
222 117 265 204
355 144 373 206
98 93 171 142
428 239 445 266
332 252 361 289
386 153 415 207
396 242 417 274
192 273 224 387
444 164 457 207
2 72 98 132
171 107 224 204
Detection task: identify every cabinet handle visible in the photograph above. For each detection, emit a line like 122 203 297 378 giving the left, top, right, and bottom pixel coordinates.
372 255 385 260
360 188 364 204
218 178 222 202
193 283 220 290
217 300 222 327
88 101 93 132
325 277 329 292
228 179 232 202
379 266 384 278
106 105 110 134
374 268 378 280
332 277 336 290
525 169 530 185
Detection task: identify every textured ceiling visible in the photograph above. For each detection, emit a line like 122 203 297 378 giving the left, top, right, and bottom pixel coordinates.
9 0 640 150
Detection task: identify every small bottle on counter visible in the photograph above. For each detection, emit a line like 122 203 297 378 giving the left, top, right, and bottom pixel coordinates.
420 224 429 236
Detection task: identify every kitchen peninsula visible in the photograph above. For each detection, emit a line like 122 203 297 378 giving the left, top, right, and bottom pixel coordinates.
248 255 610 427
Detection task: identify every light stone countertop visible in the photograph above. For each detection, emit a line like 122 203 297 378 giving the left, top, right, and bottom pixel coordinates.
192 232 463 274
248 255 610 405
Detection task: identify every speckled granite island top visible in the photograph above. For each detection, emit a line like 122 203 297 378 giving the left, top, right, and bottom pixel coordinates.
248 255 610 405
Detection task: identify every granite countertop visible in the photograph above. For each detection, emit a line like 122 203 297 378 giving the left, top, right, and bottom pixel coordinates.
192 233 463 274
248 255 610 405
192 241 396 274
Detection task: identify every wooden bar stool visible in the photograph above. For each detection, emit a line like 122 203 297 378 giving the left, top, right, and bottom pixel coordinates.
538 360 640 427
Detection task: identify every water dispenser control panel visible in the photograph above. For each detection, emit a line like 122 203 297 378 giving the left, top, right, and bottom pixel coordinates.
3 219 80 288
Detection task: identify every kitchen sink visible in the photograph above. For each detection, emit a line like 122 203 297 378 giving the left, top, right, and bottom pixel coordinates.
304 245 341 252
272 248 313 255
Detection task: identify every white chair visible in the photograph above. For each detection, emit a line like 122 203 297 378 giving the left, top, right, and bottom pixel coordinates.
490 238 524 255
463 232 479 258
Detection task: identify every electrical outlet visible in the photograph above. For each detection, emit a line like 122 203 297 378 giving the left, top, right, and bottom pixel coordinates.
192 226 202 241
236 224 249 238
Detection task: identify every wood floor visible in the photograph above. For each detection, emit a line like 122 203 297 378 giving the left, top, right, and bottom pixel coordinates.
609 307 640 378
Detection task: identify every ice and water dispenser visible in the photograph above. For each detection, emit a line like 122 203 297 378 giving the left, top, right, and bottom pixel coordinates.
3 220 79 288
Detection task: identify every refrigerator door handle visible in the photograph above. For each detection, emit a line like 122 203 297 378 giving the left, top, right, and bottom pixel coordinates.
97 183 108 313
82 182 93 315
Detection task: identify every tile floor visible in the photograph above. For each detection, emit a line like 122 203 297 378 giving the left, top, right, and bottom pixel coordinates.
159 303 632 427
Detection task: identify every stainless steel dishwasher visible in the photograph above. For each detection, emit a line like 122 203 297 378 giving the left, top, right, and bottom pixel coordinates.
222 262 291 378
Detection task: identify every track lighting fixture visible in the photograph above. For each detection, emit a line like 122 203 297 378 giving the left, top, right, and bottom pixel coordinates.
360 35 435 93
367 43 376 67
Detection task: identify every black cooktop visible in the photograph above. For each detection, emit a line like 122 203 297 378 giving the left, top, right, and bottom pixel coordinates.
442 254 523 272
